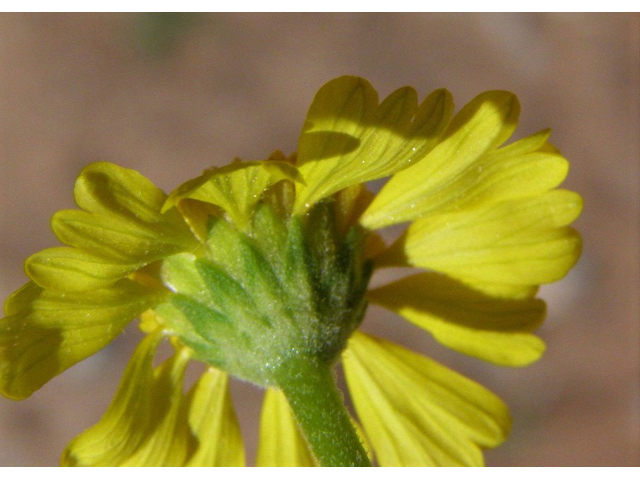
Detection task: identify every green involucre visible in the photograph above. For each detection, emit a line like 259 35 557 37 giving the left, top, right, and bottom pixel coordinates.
154 200 373 387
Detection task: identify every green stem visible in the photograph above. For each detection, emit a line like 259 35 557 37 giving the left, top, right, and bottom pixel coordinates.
274 355 372 467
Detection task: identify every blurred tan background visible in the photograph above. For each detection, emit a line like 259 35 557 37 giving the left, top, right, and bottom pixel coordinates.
0 13 638 466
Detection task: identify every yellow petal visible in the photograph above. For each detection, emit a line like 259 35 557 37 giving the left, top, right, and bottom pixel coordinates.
63 334 194 467
362 91 521 229
0 280 165 400
70 162 195 252
368 273 546 366
74 162 168 221
61 330 164 466
379 190 583 286
484 127 550 160
25 247 134 292
256 388 318 467
120 348 192 466
333 184 375 238
371 145 569 225
343 331 511 466
184 368 245 466
164 158 303 229
294 76 453 213
174 198 224 244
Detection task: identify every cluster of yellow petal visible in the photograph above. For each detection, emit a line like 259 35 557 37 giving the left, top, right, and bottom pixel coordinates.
61 329 243 466
297 77 580 365
1 162 194 400
0 76 581 467
27 163 197 292
344 332 510 466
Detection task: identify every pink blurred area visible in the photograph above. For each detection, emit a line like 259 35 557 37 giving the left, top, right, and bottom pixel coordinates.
0 13 638 466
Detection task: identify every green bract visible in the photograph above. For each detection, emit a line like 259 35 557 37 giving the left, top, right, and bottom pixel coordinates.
0 76 582 467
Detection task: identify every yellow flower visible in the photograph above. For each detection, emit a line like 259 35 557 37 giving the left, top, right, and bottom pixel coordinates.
0 76 582 467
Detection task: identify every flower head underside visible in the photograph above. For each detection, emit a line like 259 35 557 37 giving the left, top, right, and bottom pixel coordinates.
0 76 582 467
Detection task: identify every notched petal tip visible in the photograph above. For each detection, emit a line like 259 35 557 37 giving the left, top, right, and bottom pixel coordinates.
439 90 520 153
410 88 454 139
306 76 379 123
74 162 165 221
385 189 583 287
375 85 418 134
361 90 525 230
295 78 455 213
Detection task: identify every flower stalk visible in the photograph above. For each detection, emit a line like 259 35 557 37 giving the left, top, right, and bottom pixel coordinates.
275 355 371 467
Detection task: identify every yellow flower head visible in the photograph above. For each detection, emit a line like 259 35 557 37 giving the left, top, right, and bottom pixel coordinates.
0 76 582 467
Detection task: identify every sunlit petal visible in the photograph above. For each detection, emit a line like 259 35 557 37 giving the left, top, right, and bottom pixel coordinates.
368 273 546 366
362 91 521 229
377 190 582 286
294 76 453 212
343 331 510 466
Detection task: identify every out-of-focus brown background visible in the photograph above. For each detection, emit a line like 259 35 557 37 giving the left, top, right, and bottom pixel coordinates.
0 13 638 467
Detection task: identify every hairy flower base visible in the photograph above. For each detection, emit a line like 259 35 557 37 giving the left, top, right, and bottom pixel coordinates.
154 200 372 387
0 76 582 466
